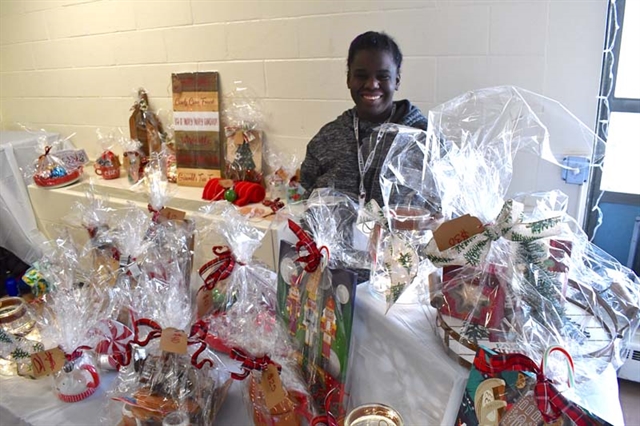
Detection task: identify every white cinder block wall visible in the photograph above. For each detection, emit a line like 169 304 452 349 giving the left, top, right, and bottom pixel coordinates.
0 0 607 221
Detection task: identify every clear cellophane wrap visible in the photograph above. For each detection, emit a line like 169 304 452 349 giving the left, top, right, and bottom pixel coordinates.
35 233 119 399
222 82 265 184
94 128 121 177
275 188 366 422
63 183 120 286
101 257 231 426
28 133 83 188
115 152 194 297
197 201 314 425
362 125 445 311
264 147 303 202
398 87 640 399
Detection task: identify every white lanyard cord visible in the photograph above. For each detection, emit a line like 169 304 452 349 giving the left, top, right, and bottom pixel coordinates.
354 104 396 209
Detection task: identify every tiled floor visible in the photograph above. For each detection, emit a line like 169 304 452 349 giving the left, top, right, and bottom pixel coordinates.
620 379 640 426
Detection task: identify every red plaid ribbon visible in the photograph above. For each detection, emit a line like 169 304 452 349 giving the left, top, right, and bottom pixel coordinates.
105 316 214 370
263 198 285 213
287 219 328 273
198 246 239 292
474 347 591 426
228 347 281 380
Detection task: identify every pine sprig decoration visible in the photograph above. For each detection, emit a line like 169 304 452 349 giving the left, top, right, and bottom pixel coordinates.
464 239 490 266
11 347 30 360
390 283 404 302
517 239 567 328
427 254 455 265
452 236 475 254
527 217 561 234
0 329 13 344
510 231 537 243
461 321 490 344
398 252 413 271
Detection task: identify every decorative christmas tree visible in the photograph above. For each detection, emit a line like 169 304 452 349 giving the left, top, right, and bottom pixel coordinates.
517 239 566 331
233 142 256 175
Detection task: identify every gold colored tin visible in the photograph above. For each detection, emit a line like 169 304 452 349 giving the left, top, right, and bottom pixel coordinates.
344 404 403 426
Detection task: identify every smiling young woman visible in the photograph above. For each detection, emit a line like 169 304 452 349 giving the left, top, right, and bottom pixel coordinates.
300 31 428 206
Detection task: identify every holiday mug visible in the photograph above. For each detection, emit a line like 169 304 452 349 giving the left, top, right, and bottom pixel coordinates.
94 151 121 180
52 352 100 403
93 162 120 180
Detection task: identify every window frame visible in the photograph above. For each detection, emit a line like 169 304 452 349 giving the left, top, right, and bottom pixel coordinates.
585 0 640 237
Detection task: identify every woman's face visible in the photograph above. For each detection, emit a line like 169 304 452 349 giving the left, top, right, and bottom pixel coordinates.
347 49 400 122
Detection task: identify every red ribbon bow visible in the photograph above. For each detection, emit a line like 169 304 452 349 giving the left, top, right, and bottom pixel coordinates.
287 219 328 273
198 246 239 292
104 316 214 370
64 345 94 362
474 347 592 426
147 204 162 222
229 347 281 381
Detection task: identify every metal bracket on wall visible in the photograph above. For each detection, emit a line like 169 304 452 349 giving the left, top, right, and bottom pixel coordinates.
561 156 590 185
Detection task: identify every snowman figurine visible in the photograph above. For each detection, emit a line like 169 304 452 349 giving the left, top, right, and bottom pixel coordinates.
53 356 100 403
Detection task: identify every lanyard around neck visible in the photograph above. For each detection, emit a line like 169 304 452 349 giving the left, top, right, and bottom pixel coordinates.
354 104 396 207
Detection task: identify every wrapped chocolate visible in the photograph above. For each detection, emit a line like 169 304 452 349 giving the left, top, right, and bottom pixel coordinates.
276 188 366 421
386 86 640 391
129 88 166 157
223 82 264 184
94 129 121 180
197 202 314 425
32 136 84 188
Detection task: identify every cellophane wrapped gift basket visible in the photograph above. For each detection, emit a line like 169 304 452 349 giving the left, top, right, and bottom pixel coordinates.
276 188 368 423
222 82 265 184
196 202 314 425
373 86 639 425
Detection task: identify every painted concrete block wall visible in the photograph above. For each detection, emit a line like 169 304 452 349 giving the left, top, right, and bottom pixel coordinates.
0 0 607 221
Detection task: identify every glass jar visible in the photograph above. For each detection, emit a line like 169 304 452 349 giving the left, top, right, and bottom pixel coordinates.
52 352 100 403
344 403 404 426
0 297 36 337
163 411 190 426
0 297 42 378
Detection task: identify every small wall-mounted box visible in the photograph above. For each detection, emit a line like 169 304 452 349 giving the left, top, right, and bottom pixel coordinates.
561 156 590 185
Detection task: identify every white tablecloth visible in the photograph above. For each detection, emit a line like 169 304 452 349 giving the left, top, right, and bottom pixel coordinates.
0 282 626 425
0 131 59 264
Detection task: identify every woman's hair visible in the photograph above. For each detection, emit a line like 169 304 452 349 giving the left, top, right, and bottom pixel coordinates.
347 31 403 73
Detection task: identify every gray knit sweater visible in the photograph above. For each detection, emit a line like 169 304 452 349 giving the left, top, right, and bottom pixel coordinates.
300 100 428 206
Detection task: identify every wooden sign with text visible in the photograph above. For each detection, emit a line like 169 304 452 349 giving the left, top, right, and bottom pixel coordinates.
172 72 221 187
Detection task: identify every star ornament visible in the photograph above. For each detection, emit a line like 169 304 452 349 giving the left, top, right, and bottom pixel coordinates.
448 281 492 315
